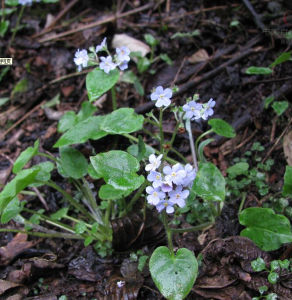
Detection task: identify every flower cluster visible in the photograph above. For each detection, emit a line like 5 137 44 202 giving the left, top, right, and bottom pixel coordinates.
73 37 130 73
145 154 196 214
183 98 216 121
150 86 172 108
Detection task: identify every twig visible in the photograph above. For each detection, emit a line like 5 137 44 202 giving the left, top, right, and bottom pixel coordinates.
262 117 292 163
38 2 158 43
33 0 80 38
31 187 49 211
242 0 266 31
177 35 263 95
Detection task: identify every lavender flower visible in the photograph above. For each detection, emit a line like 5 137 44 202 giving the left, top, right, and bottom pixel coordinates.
74 49 89 72
183 101 202 121
99 56 116 74
150 86 172 108
156 199 176 214
146 186 165 205
117 280 125 288
163 163 186 185
181 164 196 187
19 0 33 5
116 46 130 63
145 154 163 172
95 37 107 53
147 171 163 188
169 185 189 208
201 98 216 120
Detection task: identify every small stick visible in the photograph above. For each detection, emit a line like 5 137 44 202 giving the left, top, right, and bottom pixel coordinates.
38 2 157 43
242 0 266 31
262 118 292 163
31 187 49 211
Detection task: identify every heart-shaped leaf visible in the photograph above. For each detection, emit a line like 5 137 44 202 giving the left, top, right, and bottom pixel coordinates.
54 116 107 147
192 162 225 202
86 68 119 102
208 119 236 138
101 108 144 134
59 146 88 179
239 207 292 251
149 246 198 300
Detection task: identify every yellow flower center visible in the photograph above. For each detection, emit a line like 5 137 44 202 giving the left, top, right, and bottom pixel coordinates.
171 172 176 177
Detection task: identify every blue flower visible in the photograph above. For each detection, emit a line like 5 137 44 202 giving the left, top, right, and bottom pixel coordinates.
201 98 216 120
147 171 163 188
183 101 202 120
163 163 186 185
74 49 89 72
181 164 196 187
146 186 165 205
95 37 107 53
156 199 176 214
99 56 116 74
115 46 130 71
169 185 189 208
18 0 33 5
145 154 163 172
150 86 172 108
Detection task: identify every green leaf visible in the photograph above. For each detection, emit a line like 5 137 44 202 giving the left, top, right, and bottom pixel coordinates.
11 78 28 98
266 293 278 300
54 116 107 147
0 20 9 37
0 66 10 84
270 51 291 68
99 184 133 200
90 150 144 198
86 68 119 102
101 108 144 134
283 166 292 197
227 162 249 178
29 162 54 186
5 0 19 4
192 162 225 202
245 67 273 75
208 119 236 138
84 236 94 246
258 285 268 295
272 101 289 116
59 146 88 179
57 111 77 133
144 33 159 47
149 246 198 300
160 53 173 65
77 101 97 122
198 138 214 162
251 257 266 272
239 207 292 251
0 7 16 16
13 140 39 174
278 259 290 269
1 197 24 223
127 143 155 161
264 96 275 109
121 71 144 96
268 272 279 284
137 57 151 73
0 97 9 107
0 168 39 213
50 207 68 221
42 93 60 108
74 221 87 234
270 260 279 271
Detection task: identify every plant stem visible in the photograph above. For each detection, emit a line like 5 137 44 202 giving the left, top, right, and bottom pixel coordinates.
170 221 214 233
168 147 188 163
159 108 164 154
37 152 58 164
104 200 112 226
122 133 178 164
195 129 213 157
8 5 25 48
162 211 174 256
238 192 247 215
0 228 83 239
145 117 159 127
122 179 149 217
164 121 180 157
111 86 117 110
46 180 95 222
185 119 198 171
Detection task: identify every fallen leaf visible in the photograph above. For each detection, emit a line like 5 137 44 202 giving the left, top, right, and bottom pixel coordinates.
188 49 209 64
0 279 22 295
112 34 150 58
283 130 292 166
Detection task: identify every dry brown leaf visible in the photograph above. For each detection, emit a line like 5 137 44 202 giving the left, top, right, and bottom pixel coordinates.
188 49 209 64
0 279 22 295
112 34 150 58
283 130 292 166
